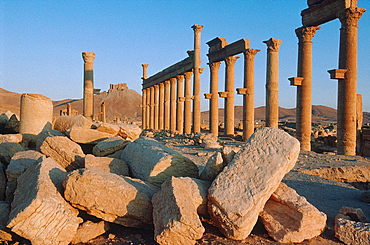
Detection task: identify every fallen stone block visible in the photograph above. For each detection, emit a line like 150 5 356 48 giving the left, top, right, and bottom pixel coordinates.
35 129 65 151
208 127 300 240
71 220 110 244
0 134 22 144
335 214 370 245
152 177 210 245
39 136 85 171
52 115 92 134
339 206 369 223
199 152 224 182
92 136 130 156
116 123 142 141
0 164 5 201
259 182 327 243
96 123 120 135
121 137 199 187
69 126 115 144
5 150 43 203
7 157 81 245
0 142 24 166
64 168 158 228
0 201 10 230
4 114 20 134
85 154 129 176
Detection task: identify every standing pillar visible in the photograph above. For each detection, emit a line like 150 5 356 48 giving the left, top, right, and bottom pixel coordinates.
243 49 260 141
154 84 159 130
164 80 171 130
176 75 185 134
295 26 320 151
67 103 72 116
82 52 96 121
356 94 363 155
336 7 365 155
141 88 147 129
149 86 155 129
184 71 193 134
145 88 151 129
100 102 106 123
192 24 204 133
170 77 177 132
142 64 149 79
159 82 165 130
208 62 221 136
222 56 239 136
263 38 282 129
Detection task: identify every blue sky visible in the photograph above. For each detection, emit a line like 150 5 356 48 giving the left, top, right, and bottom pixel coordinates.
1 0 369 111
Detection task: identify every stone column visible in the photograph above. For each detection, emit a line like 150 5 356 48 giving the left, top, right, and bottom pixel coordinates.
67 103 72 116
295 26 320 151
243 49 260 141
184 71 193 134
154 84 160 130
20 93 53 146
145 88 151 129
263 38 282 129
208 62 221 136
192 24 204 134
170 77 177 132
176 75 185 134
336 7 365 155
159 82 165 130
141 88 147 129
222 56 239 136
149 86 155 129
100 102 106 123
164 80 171 130
356 94 363 155
82 52 96 121
142 64 149 79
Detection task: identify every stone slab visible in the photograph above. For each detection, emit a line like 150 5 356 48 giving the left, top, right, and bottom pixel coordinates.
85 154 129 176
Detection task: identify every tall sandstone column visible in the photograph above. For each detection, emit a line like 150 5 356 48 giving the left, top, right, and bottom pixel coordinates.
154 84 160 130
170 77 177 132
263 38 282 129
176 75 185 134
243 49 260 141
164 80 171 130
192 24 204 133
184 71 193 134
145 88 151 129
141 89 147 129
100 102 106 123
82 52 96 121
224 56 239 136
295 26 320 151
337 7 365 155
209 62 221 136
149 86 155 129
159 82 165 130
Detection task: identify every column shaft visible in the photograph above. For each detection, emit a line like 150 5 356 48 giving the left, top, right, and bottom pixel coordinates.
192 24 204 133
145 88 150 129
184 72 193 134
159 83 165 130
142 89 147 129
176 75 185 134
164 80 171 130
82 52 96 121
100 102 106 123
209 62 221 136
264 38 282 129
149 86 155 129
224 56 239 136
154 84 159 130
337 7 365 155
170 78 177 132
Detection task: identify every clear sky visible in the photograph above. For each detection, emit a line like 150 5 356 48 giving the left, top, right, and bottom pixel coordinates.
1 0 369 111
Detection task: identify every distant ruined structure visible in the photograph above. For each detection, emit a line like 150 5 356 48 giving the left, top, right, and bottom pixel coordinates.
108 83 128 92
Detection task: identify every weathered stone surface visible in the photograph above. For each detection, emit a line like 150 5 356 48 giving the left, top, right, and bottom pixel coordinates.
221 146 238 164
360 191 370 203
4 114 20 134
7 157 81 245
121 137 199 187
52 115 92 134
200 134 222 149
96 123 120 135
0 142 24 166
5 150 43 203
85 154 129 176
116 123 142 141
339 206 369 223
0 201 10 230
152 177 209 245
259 182 327 243
39 136 85 171
35 129 65 151
208 127 300 240
0 113 9 129
69 126 115 144
92 136 130 156
335 214 370 245
0 134 22 143
0 164 5 201
200 152 224 182
71 220 110 244
64 168 158 228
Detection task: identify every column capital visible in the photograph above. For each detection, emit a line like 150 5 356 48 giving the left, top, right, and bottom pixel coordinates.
243 49 260 59
159 82 165 88
204 93 212 99
224 56 240 66
295 26 321 43
288 77 304 86
191 24 204 33
236 88 248 95
153 84 159 88
263 38 282 52
338 7 366 28
208 61 221 70
82 52 96 63
184 71 193 79
170 77 177 84
164 80 170 85
218 91 229 98
328 69 347 79
141 64 149 68
176 74 184 81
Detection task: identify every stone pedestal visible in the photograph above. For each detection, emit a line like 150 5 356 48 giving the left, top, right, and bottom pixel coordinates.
263 38 282 129
184 72 193 134
159 83 165 130
224 56 239 136
176 75 185 134
170 78 177 132
336 7 365 155
164 80 171 130
82 52 96 121
208 62 221 136
192 24 204 134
